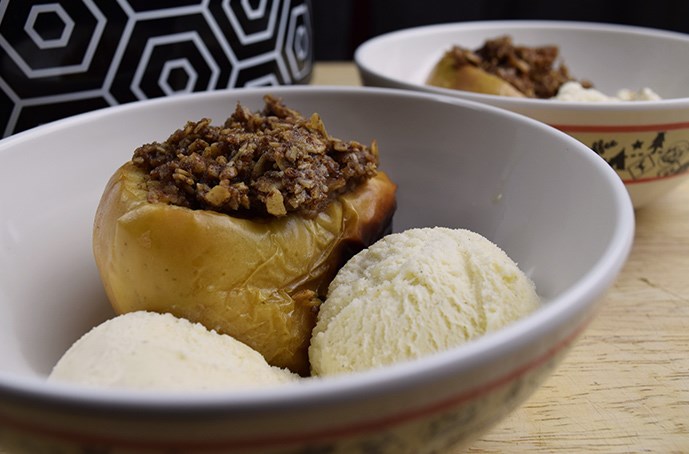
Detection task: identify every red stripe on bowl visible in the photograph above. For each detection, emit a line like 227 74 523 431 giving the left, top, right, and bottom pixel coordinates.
551 121 689 133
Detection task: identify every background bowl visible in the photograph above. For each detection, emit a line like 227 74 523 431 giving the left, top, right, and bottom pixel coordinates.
0 0 313 138
0 86 633 453
355 20 689 208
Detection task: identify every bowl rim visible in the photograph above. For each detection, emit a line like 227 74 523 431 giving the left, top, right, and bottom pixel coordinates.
0 85 634 415
354 19 689 109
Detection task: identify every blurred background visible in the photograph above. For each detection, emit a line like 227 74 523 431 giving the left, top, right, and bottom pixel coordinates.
3 0 688 137
312 0 689 60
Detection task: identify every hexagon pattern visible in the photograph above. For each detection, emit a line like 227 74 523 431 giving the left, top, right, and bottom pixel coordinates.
0 0 313 137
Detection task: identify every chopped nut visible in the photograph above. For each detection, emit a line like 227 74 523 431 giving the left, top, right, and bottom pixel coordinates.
265 187 287 216
204 185 231 207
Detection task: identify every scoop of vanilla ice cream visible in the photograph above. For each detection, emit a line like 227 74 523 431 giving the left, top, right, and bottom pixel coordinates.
309 227 540 376
616 87 662 101
555 81 661 101
49 311 299 390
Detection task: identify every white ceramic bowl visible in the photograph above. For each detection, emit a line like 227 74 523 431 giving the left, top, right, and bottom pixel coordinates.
355 20 689 208
0 86 633 453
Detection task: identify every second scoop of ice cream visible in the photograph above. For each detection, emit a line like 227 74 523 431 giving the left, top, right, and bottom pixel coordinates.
309 227 540 376
49 311 299 390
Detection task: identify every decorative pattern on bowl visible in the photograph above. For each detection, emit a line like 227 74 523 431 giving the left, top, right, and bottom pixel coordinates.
0 0 313 137
553 122 689 183
552 121 689 208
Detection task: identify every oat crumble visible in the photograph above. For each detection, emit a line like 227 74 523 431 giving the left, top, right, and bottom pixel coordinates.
131 95 379 217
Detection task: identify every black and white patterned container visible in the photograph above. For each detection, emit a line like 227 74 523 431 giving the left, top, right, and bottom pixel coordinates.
0 0 313 137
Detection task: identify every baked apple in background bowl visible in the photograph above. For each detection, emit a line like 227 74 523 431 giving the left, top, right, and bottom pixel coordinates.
355 20 689 208
0 86 633 453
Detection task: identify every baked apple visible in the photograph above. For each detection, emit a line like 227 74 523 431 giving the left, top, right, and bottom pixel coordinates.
427 36 590 99
93 96 397 375
426 53 525 97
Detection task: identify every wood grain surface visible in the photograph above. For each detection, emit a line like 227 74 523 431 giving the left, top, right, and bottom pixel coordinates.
313 62 689 454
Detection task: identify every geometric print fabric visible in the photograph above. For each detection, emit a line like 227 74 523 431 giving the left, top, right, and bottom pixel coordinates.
0 0 313 137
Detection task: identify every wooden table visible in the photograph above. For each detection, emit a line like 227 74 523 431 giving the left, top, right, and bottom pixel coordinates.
312 62 689 453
